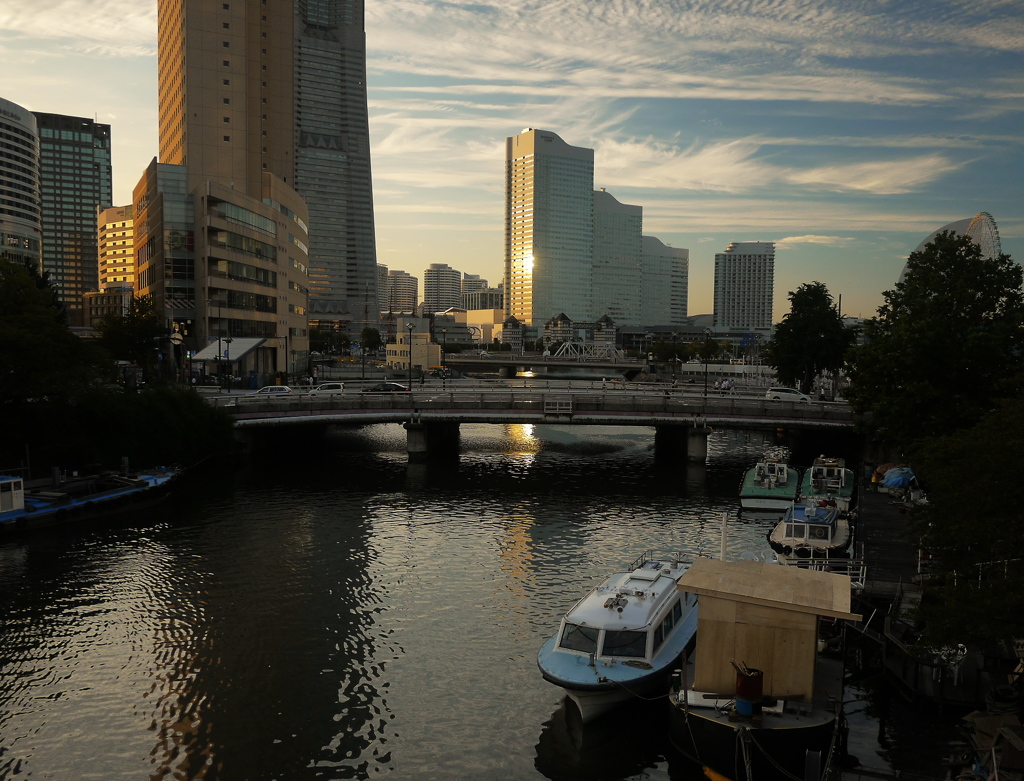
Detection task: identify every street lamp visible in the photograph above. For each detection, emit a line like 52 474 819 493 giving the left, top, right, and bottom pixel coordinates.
703 328 712 400
441 328 448 390
406 322 415 388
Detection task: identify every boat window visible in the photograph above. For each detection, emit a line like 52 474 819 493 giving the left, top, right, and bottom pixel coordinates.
786 523 806 539
558 623 599 653
653 625 664 649
810 525 830 541
673 601 683 622
601 630 647 658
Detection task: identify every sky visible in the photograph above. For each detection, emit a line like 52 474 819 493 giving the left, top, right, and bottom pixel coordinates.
2 0 1022 321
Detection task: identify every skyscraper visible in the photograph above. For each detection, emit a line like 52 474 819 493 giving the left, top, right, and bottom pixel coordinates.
97 205 134 290
33 113 112 325
640 236 688 325
385 270 418 313
157 0 377 326
592 189 642 325
504 128 593 326
423 263 462 315
713 242 775 332
0 97 41 271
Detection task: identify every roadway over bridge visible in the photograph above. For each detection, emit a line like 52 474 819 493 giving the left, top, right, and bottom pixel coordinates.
214 388 856 460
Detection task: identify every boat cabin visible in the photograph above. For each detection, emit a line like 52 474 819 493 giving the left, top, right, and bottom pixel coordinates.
0 476 25 514
754 459 789 487
557 555 696 663
784 504 839 543
677 558 860 703
809 457 847 493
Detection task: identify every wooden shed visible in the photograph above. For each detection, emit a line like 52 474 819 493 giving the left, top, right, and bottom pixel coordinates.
678 558 861 703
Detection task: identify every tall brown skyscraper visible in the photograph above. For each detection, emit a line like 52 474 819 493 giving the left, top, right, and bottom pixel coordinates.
157 0 378 327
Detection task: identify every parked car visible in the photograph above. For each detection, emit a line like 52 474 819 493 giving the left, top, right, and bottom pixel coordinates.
765 387 810 402
361 382 410 393
309 382 345 397
244 385 293 398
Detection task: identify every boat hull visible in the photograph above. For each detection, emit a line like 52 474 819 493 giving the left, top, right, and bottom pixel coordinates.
670 702 837 781
739 496 794 511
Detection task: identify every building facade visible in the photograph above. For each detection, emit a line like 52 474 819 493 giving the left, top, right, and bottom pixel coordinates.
592 189 642 326
97 204 135 290
32 113 112 325
0 97 41 271
422 263 462 315
504 128 594 326
462 287 503 311
640 235 688 325
384 269 418 313
156 0 377 338
713 241 774 332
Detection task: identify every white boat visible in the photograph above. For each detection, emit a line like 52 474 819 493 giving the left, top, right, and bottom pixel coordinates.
537 551 699 723
799 456 857 516
768 502 851 564
739 458 800 511
668 557 861 781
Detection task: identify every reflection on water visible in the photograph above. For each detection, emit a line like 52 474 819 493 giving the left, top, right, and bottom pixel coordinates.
0 423 918 780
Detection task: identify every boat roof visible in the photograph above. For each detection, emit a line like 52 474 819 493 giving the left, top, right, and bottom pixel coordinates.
566 557 690 631
677 557 860 621
786 504 839 524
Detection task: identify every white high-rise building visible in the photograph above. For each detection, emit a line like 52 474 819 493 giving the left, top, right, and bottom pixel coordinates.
385 270 418 313
592 189 642 325
640 236 688 325
504 129 593 325
713 242 775 331
423 263 462 315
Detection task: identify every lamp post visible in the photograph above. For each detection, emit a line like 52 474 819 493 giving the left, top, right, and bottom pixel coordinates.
703 328 712 401
406 322 415 388
441 328 448 390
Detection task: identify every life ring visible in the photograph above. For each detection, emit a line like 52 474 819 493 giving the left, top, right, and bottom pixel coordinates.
795 547 811 558
812 527 826 539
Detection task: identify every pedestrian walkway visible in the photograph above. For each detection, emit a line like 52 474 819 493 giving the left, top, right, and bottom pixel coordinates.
857 482 922 599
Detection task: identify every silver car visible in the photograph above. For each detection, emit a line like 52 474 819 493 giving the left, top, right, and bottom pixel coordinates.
765 387 810 402
309 382 345 397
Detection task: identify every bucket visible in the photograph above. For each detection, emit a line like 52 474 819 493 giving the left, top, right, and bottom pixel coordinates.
735 668 763 716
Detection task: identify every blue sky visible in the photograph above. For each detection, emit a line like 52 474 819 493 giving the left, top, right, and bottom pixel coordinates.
2 0 1021 320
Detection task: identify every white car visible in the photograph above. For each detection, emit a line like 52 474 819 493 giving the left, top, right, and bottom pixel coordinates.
765 387 810 402
250 385 293 396
309 382 345 397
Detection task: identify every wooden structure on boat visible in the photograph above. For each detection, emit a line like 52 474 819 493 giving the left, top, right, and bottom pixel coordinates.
679 558 860 702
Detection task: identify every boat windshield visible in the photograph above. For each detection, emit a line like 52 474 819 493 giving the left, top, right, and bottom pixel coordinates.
601 630 647 658
559 623 599 653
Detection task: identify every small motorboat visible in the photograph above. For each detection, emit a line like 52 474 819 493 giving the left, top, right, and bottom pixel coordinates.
767 501 851 563
537 551 699 723
739 458 799 511
799 456 857 516
668 557 860 781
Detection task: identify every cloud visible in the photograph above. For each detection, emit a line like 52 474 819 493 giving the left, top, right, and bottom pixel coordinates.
0 0 156 57
774 235 857 249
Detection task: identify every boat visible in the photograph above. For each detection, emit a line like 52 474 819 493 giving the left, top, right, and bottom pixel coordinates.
739 458 800 511
799 456 857 516
0 465 179 534
537 550 700 723
668 557 861 781
767 501 851 564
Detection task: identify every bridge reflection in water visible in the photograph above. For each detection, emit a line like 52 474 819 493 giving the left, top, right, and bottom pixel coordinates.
213 389 855 461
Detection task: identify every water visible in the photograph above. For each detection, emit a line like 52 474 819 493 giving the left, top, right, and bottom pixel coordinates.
0 424 950 780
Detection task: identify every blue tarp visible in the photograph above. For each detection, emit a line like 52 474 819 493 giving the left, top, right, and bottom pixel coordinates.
882 467 915 488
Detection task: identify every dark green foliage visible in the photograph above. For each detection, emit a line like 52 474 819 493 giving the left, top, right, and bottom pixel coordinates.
93 294 164 378
0 260 109 407
360 327 383 354
909 397 1024 650
845 232 1024 449
764 282 855 394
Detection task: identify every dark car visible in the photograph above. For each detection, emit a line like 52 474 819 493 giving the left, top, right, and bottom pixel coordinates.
361 382 410 393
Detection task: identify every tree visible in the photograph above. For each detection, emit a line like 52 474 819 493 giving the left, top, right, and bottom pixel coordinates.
909 397 1024 650
93 295 164 379
0 259 105 407
764 282 855 394
845 232 1024 449
360 327 383 354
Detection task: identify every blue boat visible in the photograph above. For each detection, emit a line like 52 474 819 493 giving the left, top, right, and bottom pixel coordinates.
767 502 851 563
0 466 179 534
537 551 699 722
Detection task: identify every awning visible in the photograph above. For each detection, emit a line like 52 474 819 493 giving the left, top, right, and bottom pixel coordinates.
191 337 267 362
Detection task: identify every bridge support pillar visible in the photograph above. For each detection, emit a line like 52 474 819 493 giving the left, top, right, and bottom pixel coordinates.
687 426 713 463
654 426 687 458
403 420 461 460
497 366 514 379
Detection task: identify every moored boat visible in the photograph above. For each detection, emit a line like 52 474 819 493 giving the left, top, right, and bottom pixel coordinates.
537 551 699 723
739 458 799 511
768 501 851 564
0 466 180 533
799 456 857 516
668 557 860 781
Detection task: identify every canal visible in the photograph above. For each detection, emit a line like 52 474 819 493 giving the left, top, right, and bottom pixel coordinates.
0 424 956 780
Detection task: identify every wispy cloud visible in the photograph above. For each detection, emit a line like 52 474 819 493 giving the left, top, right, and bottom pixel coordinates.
0 0 156 57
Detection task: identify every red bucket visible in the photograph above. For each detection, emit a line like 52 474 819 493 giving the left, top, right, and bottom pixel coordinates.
735 668 763 716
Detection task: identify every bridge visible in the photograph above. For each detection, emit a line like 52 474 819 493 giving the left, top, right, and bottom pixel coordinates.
212 387 856 461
